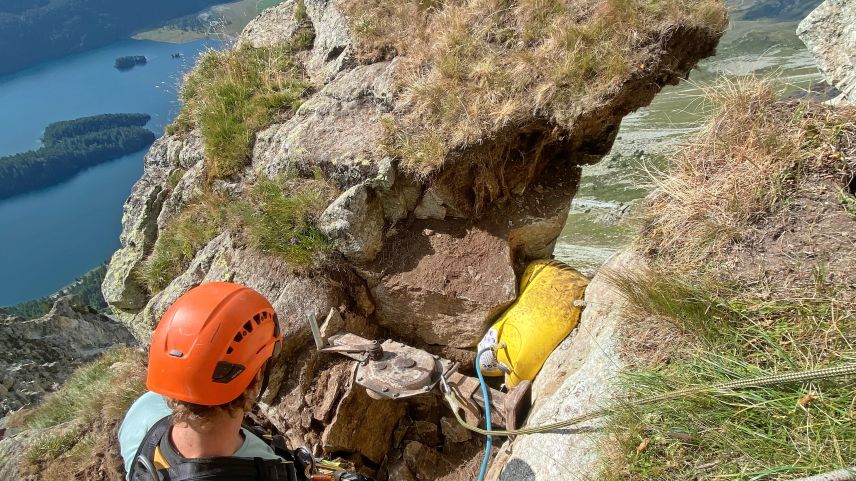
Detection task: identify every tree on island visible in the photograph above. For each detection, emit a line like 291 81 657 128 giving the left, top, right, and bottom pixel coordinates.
0 113 156 200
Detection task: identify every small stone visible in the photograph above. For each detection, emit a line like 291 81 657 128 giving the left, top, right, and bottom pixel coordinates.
319 183 385 264
413 191 447 220
319 307 345 340
387 460 417 481
408 421 440 447
440 417 471 443
403 441 452 481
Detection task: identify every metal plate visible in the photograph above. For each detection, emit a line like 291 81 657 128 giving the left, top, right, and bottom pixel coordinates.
355 340 451 400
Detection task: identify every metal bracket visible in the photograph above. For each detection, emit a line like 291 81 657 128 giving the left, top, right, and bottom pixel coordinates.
310 329 530 428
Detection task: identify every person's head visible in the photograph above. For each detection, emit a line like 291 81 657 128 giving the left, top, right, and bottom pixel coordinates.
146 282 283 429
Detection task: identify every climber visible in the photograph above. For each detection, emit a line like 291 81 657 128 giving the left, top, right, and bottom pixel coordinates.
118 282 370 481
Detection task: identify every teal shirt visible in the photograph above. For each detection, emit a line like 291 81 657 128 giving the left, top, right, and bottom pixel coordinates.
118 391 281 479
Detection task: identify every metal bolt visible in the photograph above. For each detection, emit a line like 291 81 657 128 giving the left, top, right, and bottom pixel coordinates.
393 393 400 398
357 377 364 382
382 387 390 392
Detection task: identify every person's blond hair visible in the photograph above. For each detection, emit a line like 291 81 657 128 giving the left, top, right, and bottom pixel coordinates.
167 376 259 429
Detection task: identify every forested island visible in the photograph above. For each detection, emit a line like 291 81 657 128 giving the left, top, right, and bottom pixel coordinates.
114 55 147 70
0 0 221 76
0 113 155 200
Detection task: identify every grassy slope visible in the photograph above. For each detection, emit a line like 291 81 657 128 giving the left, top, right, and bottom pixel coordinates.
10 348 147 480
602 79 856 480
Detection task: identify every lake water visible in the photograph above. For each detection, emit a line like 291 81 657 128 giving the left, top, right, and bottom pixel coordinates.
0 38 218 306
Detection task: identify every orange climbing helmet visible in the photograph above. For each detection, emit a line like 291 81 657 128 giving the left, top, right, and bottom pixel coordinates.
147 282 283 406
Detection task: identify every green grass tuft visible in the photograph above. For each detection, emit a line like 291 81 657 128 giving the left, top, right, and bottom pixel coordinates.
235 176 334 268
23 426 86 468
141 174 337 293
17 348 146 478
602 271 855 480
171 44 311 180
140 197 228 293
23 347 145 430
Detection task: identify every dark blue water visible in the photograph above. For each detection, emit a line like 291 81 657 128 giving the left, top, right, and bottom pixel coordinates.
0 38 218 306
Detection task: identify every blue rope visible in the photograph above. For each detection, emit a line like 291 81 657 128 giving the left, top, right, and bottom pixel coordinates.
475 348 493 481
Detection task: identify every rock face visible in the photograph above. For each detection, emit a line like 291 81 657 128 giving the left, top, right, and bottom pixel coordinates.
238 1 301 49
102 136 185 318
798 0 856 104
0 297 134 416
101 0 724 475
488 252 638 481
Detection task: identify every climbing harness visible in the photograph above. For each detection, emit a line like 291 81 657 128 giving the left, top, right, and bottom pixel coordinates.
443 361 856 437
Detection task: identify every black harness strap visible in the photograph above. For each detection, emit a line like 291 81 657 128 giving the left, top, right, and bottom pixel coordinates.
129 415 172 481
128 415 297 481
163 457 296 481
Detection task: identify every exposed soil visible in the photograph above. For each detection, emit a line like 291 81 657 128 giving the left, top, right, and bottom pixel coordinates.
725 168 856 304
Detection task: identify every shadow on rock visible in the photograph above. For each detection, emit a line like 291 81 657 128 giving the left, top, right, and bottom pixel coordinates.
499 458 537 481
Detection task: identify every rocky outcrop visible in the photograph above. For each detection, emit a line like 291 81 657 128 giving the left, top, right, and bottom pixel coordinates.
319 183 385 263
238 1 301 49
488 252 638 480
798 0 856 104
102 0 724 475
0 297 134 416
102 136 184 317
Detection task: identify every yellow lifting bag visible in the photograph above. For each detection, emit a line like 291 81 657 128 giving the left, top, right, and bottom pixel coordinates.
477 259 589 388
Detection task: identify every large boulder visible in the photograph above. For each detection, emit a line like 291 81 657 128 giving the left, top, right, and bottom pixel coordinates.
798 0 856 104
361 164 579 347
0 297 135 416
253 61 395 189
238 1 301 49
363 220 518 347
319 183 385 263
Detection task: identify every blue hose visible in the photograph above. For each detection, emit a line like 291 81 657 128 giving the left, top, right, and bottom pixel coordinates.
475 348 493 481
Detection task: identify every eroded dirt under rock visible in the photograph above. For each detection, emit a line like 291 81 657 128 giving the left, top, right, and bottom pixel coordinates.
724 158 856 304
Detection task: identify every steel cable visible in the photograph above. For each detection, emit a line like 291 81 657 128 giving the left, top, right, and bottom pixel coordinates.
444 362 856 437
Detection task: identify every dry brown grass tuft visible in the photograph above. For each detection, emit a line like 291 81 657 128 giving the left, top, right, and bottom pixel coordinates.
19 348 147 481
603 79 856 480
342 0 727 175
637 77 856 269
